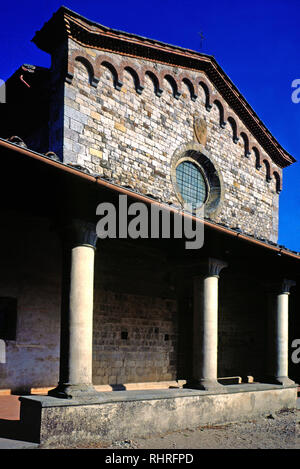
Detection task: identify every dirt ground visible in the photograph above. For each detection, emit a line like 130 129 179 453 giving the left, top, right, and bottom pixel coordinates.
50 407 299 450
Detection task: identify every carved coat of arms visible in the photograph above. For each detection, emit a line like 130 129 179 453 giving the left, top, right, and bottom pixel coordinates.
193 116 207 146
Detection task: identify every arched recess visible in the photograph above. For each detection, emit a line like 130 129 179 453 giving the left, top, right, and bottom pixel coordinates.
96 55 123 90
144 70 163 97
177 73 197 101
273 171 282 193
67 51 99 88
163 73 181 99
252 146 261 169
121 64 144 94
262 158 272 182
240 132 251 157
76 56 99 87
213 99 226 128
227 116 239 143
198 79 212 110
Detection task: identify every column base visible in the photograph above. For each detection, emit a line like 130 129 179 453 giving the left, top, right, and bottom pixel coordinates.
265 376 296 387
48 383 99 399
183 379 224 392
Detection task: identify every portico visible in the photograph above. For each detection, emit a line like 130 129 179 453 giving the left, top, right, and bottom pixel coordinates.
0 5 299 446
0 144 297 444
45 214 296 400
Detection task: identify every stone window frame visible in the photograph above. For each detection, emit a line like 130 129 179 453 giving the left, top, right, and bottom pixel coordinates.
174 156 210 209
170 142 224 218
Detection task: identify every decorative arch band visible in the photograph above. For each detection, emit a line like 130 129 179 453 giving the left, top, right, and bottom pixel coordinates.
66 49 282 190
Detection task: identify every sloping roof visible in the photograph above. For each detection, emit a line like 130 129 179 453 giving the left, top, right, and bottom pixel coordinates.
32 6 295 169
0 65 50 147
0 136 299 261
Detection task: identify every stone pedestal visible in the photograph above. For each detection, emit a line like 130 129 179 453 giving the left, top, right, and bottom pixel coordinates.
19 384 297 446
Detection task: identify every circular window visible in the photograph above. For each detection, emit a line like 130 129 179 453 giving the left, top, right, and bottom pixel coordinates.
171 142 224 218
175 160 208 209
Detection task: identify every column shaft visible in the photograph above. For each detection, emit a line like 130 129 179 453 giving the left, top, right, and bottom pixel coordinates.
49 219 98 399
68 245 95 386
267 279 296 387
275 293 289 379
195 275 219 384
186 258 227 391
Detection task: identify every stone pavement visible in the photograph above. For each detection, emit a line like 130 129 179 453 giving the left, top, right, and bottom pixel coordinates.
0 438 38 449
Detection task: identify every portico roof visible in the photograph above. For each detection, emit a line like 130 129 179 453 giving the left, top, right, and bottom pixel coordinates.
0 136 299 262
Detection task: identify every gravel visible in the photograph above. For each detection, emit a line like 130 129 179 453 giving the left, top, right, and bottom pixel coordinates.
48 407 299 449
107 408 300 450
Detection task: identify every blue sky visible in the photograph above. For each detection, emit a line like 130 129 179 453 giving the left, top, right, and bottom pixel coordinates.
1 0 299 251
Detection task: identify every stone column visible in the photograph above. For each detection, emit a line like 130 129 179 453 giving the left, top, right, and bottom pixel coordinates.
267 279 296 386
49 219 98 398
186 258 228 391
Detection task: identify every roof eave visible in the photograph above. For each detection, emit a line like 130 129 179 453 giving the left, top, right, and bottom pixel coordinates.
0 137 299 261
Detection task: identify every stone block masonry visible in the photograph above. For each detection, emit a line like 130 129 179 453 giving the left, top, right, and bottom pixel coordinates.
92 241 178 386
93 291 177 385
56 39 282 243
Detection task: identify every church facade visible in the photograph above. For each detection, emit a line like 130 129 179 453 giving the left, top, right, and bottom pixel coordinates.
0 7 299 444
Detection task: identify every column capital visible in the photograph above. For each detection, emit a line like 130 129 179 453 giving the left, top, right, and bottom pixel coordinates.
207 258 228 278
62 219 98 249
281 279 296 294
265 278 296 295
193 258 228 279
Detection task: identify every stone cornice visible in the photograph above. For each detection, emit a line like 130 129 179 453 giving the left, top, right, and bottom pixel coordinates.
32 6 295 169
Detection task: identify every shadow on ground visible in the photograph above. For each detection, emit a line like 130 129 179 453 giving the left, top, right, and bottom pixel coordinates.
0 418 39 443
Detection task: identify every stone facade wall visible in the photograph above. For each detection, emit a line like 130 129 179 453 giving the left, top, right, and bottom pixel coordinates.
0 216 297 390
218 271 267 379
0 212 61 392
92 239 178 385
0 218 179 391
0 27 297 394
59 39 282 242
